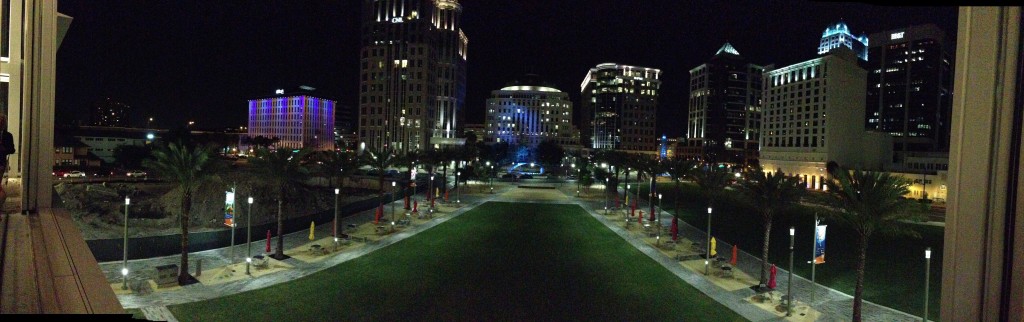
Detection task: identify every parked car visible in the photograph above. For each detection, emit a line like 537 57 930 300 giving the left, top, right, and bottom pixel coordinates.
126 171 147 177
64 171 87 178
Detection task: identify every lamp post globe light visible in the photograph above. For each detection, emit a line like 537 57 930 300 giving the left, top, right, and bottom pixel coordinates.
246 196 253 275
122 197 130 290
788 226 796 317
604 178 609 216
391 181 397 224
334 188 340 250
924 247 932 322
705 206 712 276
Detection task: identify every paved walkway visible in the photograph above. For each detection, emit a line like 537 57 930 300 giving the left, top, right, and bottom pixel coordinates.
99 181 510 320
561 183 924 321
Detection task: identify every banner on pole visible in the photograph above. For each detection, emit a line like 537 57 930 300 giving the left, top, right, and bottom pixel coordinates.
225 190 236 227
814 224 827 264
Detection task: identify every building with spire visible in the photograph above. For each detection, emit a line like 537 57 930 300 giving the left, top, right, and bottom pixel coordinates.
818 21 869 61
357 0 468 153
679 43 764 164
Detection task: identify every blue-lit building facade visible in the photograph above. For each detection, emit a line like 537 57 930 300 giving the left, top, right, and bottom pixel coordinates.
581 63 661 153
247 89 336 151
818 21 869 61
485 76 576 162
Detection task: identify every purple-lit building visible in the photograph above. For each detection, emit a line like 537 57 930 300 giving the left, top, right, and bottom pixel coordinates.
247 87 336 151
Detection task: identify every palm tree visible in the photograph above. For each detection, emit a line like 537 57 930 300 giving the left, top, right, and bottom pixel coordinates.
692 163 733 208
633 155 664 216
250 147 312 259
736 165 807 287
319 150 359 191
143 141 219 285
823 167 924 322
362 146 399 203
665 157 699 220
436 147 457 194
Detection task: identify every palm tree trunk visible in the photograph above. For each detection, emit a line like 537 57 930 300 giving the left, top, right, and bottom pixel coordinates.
623 169 630 204
442 164 448 193
275 194 284 259
674 180 682 219
178 191 192 284
760 210 773 286
852 233 868 322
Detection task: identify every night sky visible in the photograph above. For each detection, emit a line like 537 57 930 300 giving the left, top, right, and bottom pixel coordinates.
55 1 957 138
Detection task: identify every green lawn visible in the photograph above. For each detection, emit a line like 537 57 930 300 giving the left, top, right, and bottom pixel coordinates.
169 202 746 321
632 181 941 320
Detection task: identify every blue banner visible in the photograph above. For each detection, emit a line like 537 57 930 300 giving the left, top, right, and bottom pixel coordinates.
814 225 827 264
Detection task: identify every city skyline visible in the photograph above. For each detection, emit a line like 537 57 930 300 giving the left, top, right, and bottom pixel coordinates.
54 1 957 138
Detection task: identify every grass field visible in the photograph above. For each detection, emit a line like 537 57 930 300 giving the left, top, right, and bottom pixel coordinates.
632 181 942 320
169 202 746 321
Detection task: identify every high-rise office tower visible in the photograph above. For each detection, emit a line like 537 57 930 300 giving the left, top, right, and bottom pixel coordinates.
485 74 576 161
818 21 869 61
247 87 336 151
865 24 953 157
581 63 661 152
685 43 764 164
760 48 891 190
90 97 131 127
358 0 468 153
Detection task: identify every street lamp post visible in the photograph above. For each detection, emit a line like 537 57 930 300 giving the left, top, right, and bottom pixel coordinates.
391 181 397 224
574 163 580 197
604 178 609 216
489 165 494 194
430 175 435 214
246 197 253 275
924 247 932 322
705 206 712 276
657 193 663 229
456 171 461 203
122 197 130 290
229 189 236 263
788 227 796 317
334 188 340 251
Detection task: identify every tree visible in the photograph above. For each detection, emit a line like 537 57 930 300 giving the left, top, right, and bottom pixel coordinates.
114 144 153 169
736 165 807 287
536 140 565 175
250 135 281 148
319 150 359 191
665 157 699 221
692 163 733 207
362 146 399 201
633 155 664 206
143 141 219 285
250 147 312 260
823 167 924 322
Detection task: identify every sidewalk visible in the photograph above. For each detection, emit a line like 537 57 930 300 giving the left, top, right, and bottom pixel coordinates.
99 181 512 320
560 183 923 322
